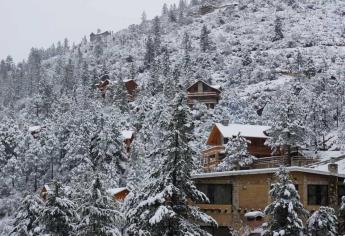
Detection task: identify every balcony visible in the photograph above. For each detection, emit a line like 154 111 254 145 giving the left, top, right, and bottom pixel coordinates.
202 145 225 157
188 92 220 97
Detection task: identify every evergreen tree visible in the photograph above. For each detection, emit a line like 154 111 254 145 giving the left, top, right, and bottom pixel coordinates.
339 196 345 234
272 16 284 41
306 206 337 236
11 194 44 236
216 134 256 171
89 114 126 186
144 36 155 69
264 84 306 165
126 89 216 236
182 32 192 70
263 167 309 236
77 177 123 236
40 182 78 236
152 16 161 54
200 25 211 52
161 46 171 77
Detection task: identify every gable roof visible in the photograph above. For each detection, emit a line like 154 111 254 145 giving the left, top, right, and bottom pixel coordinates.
187 80 221 93
214 123 271 139
192 166 345 179
106 187 128 196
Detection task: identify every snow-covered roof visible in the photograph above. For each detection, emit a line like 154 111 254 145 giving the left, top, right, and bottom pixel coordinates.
215 123 271 139
121 130 134 140
29 126 41 133
244 211 264 219
192 167 345 179
106 187 128 196
187 80 221 92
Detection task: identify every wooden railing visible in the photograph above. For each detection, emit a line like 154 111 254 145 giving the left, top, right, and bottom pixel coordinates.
252 156 318 169
188 92 219 97
202 145 225 157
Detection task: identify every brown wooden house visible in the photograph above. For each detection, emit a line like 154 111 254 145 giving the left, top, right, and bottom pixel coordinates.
124 79 138 101
193 165 345 236
107 187 129 202
203 123 273 172
187 80 221 108
96 78 138 101
121 130 135 153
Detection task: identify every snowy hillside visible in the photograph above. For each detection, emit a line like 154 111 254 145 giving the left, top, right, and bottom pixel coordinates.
1 0 345 234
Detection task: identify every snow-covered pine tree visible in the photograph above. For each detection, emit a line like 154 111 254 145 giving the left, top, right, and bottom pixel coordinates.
200 25 211 52
126 88 216 236
40 182 78 236
339 196 345 234
263 167 309 236
264 84 306 165
306 206 337 236
77 177 123 236
272 16 284 41
89 114 126 186
215 133 256 171
11 194 44 236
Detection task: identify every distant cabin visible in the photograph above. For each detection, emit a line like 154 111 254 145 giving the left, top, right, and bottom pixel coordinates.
29 126 43 138
90 31 111 42
203 122 273 171
96 78 138 100
107 187 129 202
40 184 52 201
124 79 138 99
121 130 135 153
187 80 221 109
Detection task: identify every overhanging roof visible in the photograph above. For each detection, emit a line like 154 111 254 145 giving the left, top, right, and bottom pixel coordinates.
215 123 271 139
192 166 345 179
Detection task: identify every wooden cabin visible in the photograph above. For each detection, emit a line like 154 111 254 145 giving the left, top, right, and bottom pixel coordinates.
90 31 111 42
192 165 345 236
124 79 138 101
96 78 138 101
121 130 135 153
107 187 129 202
29 126 43 138
187 80 221 108
40 184 52 201
203 123 273 171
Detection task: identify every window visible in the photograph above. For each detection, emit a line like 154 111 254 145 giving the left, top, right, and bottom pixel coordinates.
197 184 232 205
224 138 229 144
308 185 328 205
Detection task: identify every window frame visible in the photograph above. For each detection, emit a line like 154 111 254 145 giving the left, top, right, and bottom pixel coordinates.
307 184 329 206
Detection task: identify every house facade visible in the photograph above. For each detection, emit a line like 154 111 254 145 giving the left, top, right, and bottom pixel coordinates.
202 123 274 171
193 166 345 236
187 80 221 108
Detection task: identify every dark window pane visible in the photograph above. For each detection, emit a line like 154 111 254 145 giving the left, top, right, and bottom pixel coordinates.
308 185 328 205
196 184 232 205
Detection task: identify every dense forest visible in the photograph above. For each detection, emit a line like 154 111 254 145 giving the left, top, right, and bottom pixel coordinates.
2 0 345 235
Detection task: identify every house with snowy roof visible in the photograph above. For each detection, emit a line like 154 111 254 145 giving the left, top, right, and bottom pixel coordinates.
202 122 273 171
187 80 221 109
90 31 111 42
106 187 129 202
192 165 345 236
121 130 135 153
96 78 138 100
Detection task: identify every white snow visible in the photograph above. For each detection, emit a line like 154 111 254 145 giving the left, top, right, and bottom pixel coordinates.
28 126 41 133
215 123 271 139
106 187 128 196
121 130 134 140
244 211 264 219
192 166 345 179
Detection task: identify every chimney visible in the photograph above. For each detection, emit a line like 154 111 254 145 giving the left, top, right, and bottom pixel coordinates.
221 119 229 126
328 158 338 174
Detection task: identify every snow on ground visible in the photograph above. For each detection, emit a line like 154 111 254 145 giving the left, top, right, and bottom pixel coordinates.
239 75 293 97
